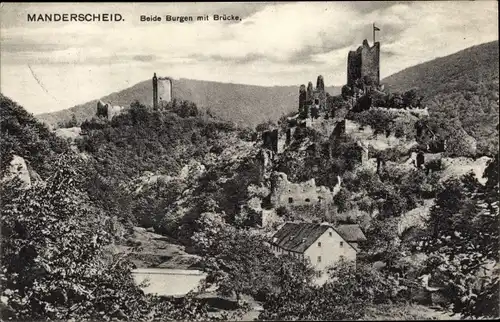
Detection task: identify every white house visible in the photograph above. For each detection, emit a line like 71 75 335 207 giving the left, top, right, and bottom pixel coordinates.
269 222 366 284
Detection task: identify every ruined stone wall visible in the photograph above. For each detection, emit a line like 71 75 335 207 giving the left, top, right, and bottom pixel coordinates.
313 90 326 111
356 141 370 164
316 75 325 91
299 85 306 116
298 76 329 118
347 50 362 87
270 172 340 208
262 129 279 154
306 82 314 105
96 100 126 120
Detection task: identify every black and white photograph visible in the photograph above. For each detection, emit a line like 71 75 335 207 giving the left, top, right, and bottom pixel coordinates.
0 1 499 321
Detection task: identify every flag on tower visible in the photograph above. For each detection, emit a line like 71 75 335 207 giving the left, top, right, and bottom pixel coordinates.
373 23 380 43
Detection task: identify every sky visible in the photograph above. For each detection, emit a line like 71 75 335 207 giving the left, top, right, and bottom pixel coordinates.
0 1 498 115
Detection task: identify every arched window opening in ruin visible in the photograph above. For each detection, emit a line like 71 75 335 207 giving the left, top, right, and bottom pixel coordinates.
329 232 332 237
340 241 344 247
288 197 293 204
305 198 311 202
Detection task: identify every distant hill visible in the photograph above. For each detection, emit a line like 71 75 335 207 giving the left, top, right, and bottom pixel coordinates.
382 41 499 100
36 78 340 128
383 40 499 155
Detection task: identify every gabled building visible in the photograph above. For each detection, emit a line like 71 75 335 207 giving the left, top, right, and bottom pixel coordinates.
334 224 367 251
269 222 366 283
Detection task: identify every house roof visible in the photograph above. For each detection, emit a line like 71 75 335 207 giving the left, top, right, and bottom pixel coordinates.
271 223 329 253
335 224 367 242
271 222 365 253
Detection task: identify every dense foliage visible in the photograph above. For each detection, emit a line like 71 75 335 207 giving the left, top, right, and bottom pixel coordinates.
73 100 247 231
276 132 362 190
191 213 310 303
0 94 69 178
0 155 212 321
77 100 237 182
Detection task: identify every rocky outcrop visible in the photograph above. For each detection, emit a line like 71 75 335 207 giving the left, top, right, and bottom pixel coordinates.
1 155 40 188
440 156 491 185
398 200 434 236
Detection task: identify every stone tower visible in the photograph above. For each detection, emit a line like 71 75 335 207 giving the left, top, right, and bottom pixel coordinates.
306 82 314 105
152 73 173 109
299 84 306 115
313 75 326 111
347 39 380 88
306 82 314 118
316 75 325 91
152 73 158 109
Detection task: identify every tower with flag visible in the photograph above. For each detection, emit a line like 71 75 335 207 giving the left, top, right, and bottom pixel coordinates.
346 23 381 89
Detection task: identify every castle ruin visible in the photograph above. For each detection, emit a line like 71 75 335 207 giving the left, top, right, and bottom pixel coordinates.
298 75 328 120
96 100 126 120
270 172 341 208
152 73 173 109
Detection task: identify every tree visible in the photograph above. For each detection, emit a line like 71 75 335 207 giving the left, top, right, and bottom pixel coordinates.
258 258 318 321
417 158 499 319
388 93 404 109
360 217 402 266
69 114 78 127
402 88 422 108
191 213 290 304
172 100 199 118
